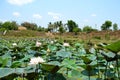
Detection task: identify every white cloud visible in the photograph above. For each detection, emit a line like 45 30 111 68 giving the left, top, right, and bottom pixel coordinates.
83 19 89 22
13 12 20 17
7 0 34 6
48 12 62 20
53 16 59 20
91 14 97 17
33 14 42 19
48 12 61 16
0 19 9 22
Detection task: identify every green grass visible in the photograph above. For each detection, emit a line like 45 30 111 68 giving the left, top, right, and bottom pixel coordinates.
1 30 120 44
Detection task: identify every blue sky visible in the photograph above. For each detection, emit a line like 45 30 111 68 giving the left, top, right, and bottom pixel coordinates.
0 0 120 29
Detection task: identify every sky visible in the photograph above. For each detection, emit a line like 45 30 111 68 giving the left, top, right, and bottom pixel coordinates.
0 0 120 29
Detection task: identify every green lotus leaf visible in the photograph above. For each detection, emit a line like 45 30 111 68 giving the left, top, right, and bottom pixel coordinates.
48 45 57 51
41 61 61 73
11 61 22 68
61 58 78 70
56 50 71 58
75 43 81 47
70 70 82 78
105 40 120 53
0 68 14 78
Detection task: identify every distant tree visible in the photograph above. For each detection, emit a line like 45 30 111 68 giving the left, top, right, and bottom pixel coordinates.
0 28 6 31
53 21 64 32
48 21 66 33
101 24 106 30
92 29 98 31
101 20 112 30
48 22 54 32
58 26 66 34
67 20 78 32
113 23 118 31
2 21 18 30
73 27 81 35
2 21 11 30
0 22 2 28
37 26 46 32
11 21 18 30
0 22 5 31
83 26 93 33
57 21 66 33
21 22 37 30
53 22 58 32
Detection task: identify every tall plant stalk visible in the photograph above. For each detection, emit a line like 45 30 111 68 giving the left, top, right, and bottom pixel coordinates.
116 59 120 80
105 62 108 79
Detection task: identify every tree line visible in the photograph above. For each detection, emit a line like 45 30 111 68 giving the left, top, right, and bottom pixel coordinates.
0 20 119 33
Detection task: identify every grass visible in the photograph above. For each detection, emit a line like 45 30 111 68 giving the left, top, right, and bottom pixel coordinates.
1 30 120 44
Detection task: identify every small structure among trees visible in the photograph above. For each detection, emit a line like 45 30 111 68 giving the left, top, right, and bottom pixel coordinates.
18 26 27 30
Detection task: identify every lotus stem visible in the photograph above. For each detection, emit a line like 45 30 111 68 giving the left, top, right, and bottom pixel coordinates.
116 59 120 80
105 62 108 79
95 49 100 78
88 70 90 80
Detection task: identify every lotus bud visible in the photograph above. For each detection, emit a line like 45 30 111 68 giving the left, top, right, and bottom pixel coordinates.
12 43 17 46
50 41 54 44
36 41 42 47
47 48 51 53
110 65 114 68
63 43 70 47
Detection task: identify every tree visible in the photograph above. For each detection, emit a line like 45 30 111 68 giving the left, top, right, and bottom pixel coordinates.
48 22 54 32
54 21 64 32
101 20 112 30
58 26 65 34
101 24 106 30
2 21 11 30
113 23 118 31
0 22 5 31
56 21 66 33
73 27 81 35
11 21 18 30
48 21 66 33
0 22 2 28
53 22 58 32
21 22 37 30
83 26 93 33
2 21 18 30
37 26 46 32
67 20 78 32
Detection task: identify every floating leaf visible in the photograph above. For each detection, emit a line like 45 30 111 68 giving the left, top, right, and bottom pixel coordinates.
101 51 117 61
81 54 96 64
11 61 22 68
0 57 10 67
61 58 78 70
44 73 66 80
48 45 57 51
105 40 120 53
75 43 81 47
41 61 61 73
56 50 71 58
0 68 14 78
70 70 82 78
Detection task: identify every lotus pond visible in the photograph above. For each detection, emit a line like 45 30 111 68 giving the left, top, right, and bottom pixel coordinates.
0 38 120 80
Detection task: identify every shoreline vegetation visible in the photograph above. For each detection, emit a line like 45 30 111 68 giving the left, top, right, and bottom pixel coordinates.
0 30 120 44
